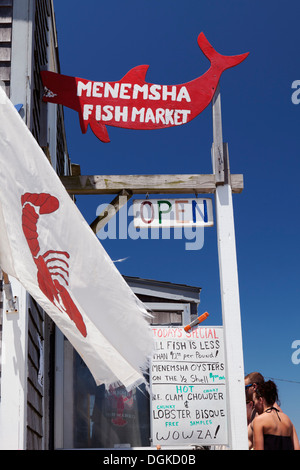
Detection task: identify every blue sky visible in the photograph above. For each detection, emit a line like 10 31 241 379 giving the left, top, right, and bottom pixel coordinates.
53 0 300 437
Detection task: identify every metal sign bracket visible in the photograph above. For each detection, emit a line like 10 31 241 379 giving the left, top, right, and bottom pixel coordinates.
2 271 19 314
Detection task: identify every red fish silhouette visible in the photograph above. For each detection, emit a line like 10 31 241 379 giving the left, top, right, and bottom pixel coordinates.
21 192 87 337
40 33 249 143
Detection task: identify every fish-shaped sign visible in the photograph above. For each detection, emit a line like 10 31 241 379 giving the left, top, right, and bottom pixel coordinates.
41 33 248 143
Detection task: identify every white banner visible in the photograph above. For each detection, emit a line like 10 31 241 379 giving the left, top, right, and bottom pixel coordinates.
0 87 153 390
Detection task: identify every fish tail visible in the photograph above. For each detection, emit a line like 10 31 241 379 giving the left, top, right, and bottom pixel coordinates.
197 32 249 71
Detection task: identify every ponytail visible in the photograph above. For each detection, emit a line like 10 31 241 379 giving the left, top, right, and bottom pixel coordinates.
255 380 280 407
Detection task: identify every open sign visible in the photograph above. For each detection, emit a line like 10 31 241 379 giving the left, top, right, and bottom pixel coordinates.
133 198 213 228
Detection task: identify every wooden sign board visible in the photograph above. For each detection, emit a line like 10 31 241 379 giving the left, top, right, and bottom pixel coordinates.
40 33 248 143
133 198 213 228
150 327 228 447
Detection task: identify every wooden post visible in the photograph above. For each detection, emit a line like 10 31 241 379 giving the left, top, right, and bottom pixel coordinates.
60 173 244 195
212 85 248 449
90 189 132 233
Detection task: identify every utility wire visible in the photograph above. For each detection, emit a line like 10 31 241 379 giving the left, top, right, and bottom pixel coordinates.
265 376 300 385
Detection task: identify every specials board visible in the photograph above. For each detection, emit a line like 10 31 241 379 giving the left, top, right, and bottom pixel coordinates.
150 326 227 447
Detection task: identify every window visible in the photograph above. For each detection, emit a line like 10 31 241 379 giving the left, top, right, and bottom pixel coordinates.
148 311 182 326
73 356 150 448
55 302 191 449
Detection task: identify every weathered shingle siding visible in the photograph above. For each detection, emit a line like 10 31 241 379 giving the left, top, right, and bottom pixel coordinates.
27 298 45 450
31 0 50 143
0 0 13 95
26 0 50 450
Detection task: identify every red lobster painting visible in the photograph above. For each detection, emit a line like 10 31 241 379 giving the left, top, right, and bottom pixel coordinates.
21 192 87 337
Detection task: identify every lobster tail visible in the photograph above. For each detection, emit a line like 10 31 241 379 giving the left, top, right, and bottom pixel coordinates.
21 193 59 258
21 192 59 214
